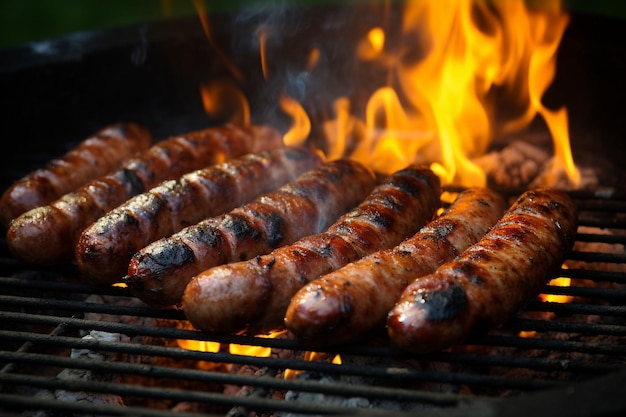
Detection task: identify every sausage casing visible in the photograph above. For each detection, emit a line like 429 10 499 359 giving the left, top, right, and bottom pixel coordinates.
285 187 506 347
387 188 577 354
124 159 376 308
0 123 152 228
182 165 441 334
76 147 322 284
6 124 283 265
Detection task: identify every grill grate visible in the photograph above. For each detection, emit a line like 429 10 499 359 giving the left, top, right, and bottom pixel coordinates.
1 188 626 416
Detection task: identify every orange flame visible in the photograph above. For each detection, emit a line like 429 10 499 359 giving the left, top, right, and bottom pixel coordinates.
193 0 244 82
357 27 386 60
520 264 572 337
177 338 221 353
259 26 270 81
195 0 579 189
280 94 311 146
178 329 286 359
200 79 251 125
326 0 578 188
229 329 287 357
284 351 342 379
541 270 572 304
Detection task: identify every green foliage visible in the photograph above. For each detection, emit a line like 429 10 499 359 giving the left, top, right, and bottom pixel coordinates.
1 0 623 51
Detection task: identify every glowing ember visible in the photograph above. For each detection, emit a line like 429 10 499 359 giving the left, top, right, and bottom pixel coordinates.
520 264 572 338
177 338 221 354
540 275 573 304
229 329 287 357
284 351 342 380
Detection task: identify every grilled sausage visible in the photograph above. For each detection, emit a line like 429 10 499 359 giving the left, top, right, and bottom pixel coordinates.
76 147 323 284
284 188 506 347
387 188 577 354
0 123 152 228
6 124 283 266
182 165 441 335
124 159 376 308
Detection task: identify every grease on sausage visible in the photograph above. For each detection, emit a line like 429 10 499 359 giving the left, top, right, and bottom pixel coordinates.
76 147 322 283
387 188 577 354
124 159 376 308
182 165 441 334
0 123 152 228
7 124 283 265
284 188 506 347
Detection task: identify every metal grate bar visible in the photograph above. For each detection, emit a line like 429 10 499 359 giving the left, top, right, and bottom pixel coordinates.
576 217 626 229
509 317 626 336
0 329 616 377
0 294 185 320
0 322 71 374
524 300 626 316
540 284 626 300
467 334 626 356
0 329 560 390
423 351 614 374
0 275 131 297
568 251 626 264
0 351 471 406
3 307 625 359
575 232 626 245
3 394 218 417
0 375 403 417
559 268 626 283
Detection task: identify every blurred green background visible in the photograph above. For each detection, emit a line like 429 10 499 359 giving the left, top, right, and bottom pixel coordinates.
1 0 624 51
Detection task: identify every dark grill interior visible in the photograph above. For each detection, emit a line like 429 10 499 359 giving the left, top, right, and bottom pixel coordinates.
1 2 626 416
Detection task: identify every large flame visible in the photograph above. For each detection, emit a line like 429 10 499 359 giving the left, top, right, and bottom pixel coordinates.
195 0 578 189
326 0 579 188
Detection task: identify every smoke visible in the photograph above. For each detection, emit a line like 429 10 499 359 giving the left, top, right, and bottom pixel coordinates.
219 1 366 129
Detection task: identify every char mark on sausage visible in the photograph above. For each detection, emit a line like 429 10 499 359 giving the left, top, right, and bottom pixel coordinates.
0 123 153 228
6 124 283 265
181 165 441 334
124 159 376 308
284 187 506 347
75 146 321 283
387 188 577 354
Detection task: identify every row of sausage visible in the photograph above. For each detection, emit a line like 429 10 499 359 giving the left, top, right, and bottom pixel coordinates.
0 122 577 353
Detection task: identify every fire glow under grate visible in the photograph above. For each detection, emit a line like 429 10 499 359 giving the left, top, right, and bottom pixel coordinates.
1 187 626 416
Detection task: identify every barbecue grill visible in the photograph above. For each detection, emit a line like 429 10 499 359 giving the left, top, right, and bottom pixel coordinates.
1 2 626 416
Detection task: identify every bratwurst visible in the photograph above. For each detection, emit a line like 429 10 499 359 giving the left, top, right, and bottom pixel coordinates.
76 147 322 284
182 165 441 335
387 188 577 354
7 124 283 265
284 187 505 347
124 159 376 308
0 123 152 228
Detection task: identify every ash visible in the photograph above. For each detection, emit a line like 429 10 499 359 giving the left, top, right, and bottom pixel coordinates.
277 373 371 417
273 353 438 417
23 331 127 417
